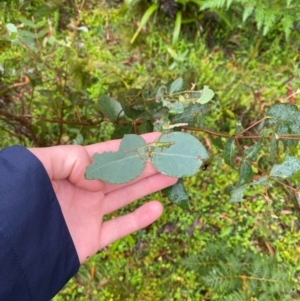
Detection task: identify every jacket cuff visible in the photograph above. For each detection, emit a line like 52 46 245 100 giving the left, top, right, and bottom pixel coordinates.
0 146 80 301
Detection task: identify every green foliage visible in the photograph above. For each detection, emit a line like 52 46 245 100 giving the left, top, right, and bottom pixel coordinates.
123 0 300 45
91 74 300 206
201 0 299 38
1 1 300 300
0 1 118 146
162 178 190 210
85 131 209 208
150 131 209 177
86 134 148 183
183 243 296 300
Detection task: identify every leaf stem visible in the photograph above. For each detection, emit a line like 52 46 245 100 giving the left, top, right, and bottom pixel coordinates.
236 116 269 137
181 126 231 138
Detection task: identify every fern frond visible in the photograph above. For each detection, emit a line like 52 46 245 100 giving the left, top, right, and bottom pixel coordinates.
182 243 296 300
281 15 293 40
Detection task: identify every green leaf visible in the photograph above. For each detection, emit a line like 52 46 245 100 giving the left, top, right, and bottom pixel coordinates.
99 95 123 123
172 11 182 45
242 5 254 22
156 85 167 103
163 179 190 210
229 175 270 203
163 100 184 115
137 120 153 135
170 103 208 126
244 141 262 161
237 160 253 186
73 133 84 145
224 136 236 169
111 123 134 139
19 18 36 28
224 184 234 195
267 103 300 135
270 156 300 179
36 28 49 39
151 132 209 177
6 23 18 33
267 103 300 123
277 123 298 148
252 175 269 186
169 77 183 94
188 91 201 102
235 120 244 134
130 4 158 43
198 86 215 104
152 109 170 131
118 92 143 120
270 133 278 162
85 135 147 184
229 185 249 203
18 30 37 52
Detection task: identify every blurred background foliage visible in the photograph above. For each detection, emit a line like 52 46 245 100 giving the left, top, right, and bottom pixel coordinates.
1 0 300 300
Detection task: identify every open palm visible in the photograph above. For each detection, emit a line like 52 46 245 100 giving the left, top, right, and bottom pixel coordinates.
29 133 177 263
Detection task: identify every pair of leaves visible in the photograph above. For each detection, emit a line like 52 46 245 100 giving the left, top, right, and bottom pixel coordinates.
228 156 300 202
85 132 209 184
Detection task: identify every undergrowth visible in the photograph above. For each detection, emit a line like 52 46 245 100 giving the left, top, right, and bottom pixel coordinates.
1 1 300 300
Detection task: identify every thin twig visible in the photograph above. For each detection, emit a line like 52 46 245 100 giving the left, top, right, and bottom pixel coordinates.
181 126 231 138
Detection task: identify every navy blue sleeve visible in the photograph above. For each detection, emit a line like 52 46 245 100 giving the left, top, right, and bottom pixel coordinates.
0 146 80 301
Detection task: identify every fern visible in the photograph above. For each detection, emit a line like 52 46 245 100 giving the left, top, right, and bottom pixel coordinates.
199 0 300 39
182 243 296 300
128 0 300 40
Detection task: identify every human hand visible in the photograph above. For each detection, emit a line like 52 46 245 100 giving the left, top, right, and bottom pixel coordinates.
28 133 177 263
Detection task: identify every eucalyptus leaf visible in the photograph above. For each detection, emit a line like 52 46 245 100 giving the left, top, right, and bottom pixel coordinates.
6 23 18 33
99 95 123 123
137 120 153 135
235 120 244 134
270 156 300 179
229 184 249 203
163 100 184 115
224 184 234 195
151 132 209 177
169 77 183 94
267 103 300 147
244 141 262 161
118 93 142 120
170 103 208 126
267 103 300 126
277 123 298 148
198 86 215 104
163 179 190 210
237 160 253 186
252 175 269 186
224 136 236 169
111 123 134 139
229 175 271 203
188 91 201 101
156 85 167 103
85 135 147 184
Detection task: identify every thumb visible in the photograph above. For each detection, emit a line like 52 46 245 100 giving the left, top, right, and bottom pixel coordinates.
28 145 104 191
